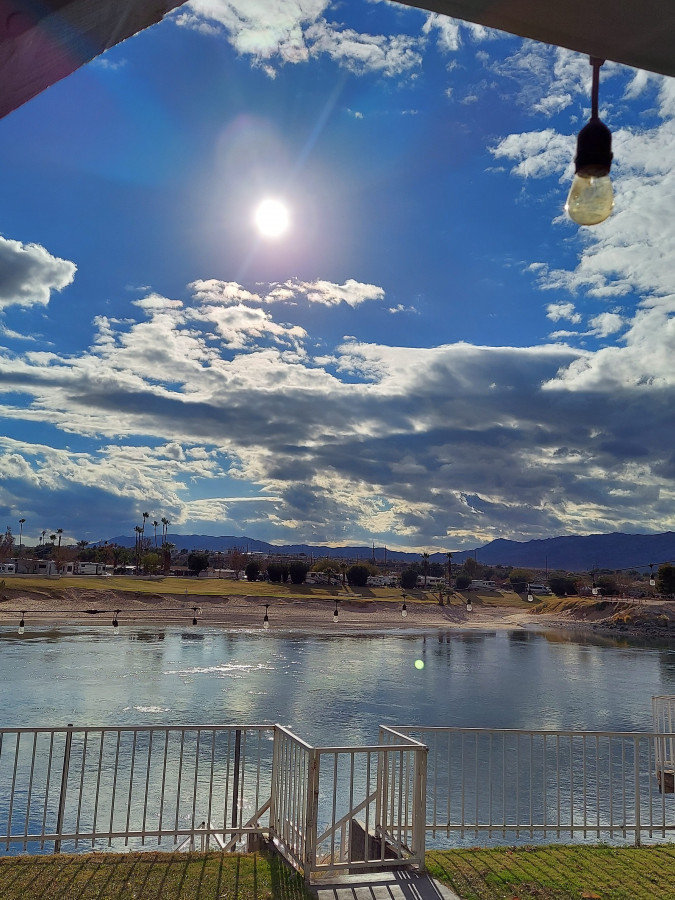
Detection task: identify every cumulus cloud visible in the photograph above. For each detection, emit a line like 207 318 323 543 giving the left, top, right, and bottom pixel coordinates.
178 0 422 75
588 312 625 337
3 270 675 549
491 128 573 180
0 237 76 310
546 302 581 324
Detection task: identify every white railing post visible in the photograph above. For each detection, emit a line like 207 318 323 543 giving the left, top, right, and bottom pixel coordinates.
303 748 319 884
634 736 641 847
269 726 279 838
412 745 427 871
54 724 73 854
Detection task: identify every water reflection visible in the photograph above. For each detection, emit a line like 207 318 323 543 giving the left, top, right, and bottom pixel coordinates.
0 626 673 743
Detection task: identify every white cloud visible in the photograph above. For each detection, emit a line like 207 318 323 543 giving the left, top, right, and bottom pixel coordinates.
0 237 76 310
305 21 422 76
491 128 573 180
3 277 675 546
546 302 581 324
264 278 385 307
179 0 422 76
588 312 624 337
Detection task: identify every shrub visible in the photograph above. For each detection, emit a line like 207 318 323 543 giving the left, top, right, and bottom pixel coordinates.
346 564 370 587
399 569 418 590
289 561 309 584
245 561 260 582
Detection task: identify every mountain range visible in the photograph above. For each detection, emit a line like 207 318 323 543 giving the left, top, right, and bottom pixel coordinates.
104 531 675 573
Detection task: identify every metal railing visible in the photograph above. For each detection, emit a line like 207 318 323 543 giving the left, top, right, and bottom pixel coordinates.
0 724 274 854
305 732 427 877
2 720 674 873
394 726 675 847
653 696 675 793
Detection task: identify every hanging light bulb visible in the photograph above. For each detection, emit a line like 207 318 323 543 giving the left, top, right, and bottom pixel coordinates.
263 604 270 630
18 612 25 635
592 579 598 596
649 564 656 587
527 584 534 602
466 601 472 613
401 600 408 618
192 605 201 626
565 58 614 226
333 601 339 624
112 610 120 636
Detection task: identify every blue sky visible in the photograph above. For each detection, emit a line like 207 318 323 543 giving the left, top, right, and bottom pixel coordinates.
1 0 674 551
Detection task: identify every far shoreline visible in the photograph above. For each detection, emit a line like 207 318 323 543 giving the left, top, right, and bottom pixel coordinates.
0 578 673 641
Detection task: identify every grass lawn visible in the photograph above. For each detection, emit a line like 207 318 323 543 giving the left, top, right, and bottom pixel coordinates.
0 846 673 900
426 845 675 900
0 575 527 609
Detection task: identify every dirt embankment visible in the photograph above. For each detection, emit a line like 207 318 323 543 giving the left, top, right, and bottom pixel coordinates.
0 584 673 638
529 595 675 639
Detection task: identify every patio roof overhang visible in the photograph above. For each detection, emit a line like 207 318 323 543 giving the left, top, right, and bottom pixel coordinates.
1 0 674 121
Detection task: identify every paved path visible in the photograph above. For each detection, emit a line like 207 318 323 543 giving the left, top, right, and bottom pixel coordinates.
312 869 461 900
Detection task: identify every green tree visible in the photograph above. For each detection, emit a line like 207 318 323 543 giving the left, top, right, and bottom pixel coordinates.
422 552 430 586
289 561 309 584
267 562 288 583
245 560 261 582
508 568 534 592
455 574 471 590
656 563 675 597
549 576 577 596
346 564 370 587
142 551 160 573
400 568 418 590
462 557 480 579
187 551 210 575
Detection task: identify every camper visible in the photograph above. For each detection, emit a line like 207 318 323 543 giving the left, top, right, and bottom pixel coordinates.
528 583 552 595
77 562 113 576
468 579 497 591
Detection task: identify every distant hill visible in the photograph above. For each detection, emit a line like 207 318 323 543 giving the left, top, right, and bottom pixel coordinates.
102 531 675 572
465 532 675 572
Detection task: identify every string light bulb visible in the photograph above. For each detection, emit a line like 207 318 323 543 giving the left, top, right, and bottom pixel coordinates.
192 605 202 626
592 579 598 596
401 599 408 618
649 564 656 587
527 584 534 603
112 610 120 636
466 600 472 613
333 601 339 624
18 612 25 635
263 604 270 630
565 58 614 226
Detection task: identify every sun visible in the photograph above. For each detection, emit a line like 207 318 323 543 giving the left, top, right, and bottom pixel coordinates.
254 198 290 238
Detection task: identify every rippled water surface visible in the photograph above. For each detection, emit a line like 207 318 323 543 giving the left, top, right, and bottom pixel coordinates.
1 626 674 741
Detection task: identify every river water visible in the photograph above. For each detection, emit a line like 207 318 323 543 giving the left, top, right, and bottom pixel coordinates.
1 625 674 741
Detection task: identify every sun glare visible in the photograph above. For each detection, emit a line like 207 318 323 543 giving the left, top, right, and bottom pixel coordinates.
254 198 290 238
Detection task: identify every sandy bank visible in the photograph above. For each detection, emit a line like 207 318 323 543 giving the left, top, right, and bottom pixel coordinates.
0 584 673 638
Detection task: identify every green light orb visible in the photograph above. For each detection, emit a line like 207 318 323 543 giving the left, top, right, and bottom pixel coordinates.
414 659 424 670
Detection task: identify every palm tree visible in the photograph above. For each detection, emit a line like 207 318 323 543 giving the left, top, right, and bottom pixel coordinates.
57 528 63 549
18 518 25 549
41 529 47 546
161 517 169 542
134 525 144 574
152 520 159 547
422 552 430 587
142 512 149 533
447 551 452 586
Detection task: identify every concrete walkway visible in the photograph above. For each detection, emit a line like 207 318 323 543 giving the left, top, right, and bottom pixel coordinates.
312 869 461 900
